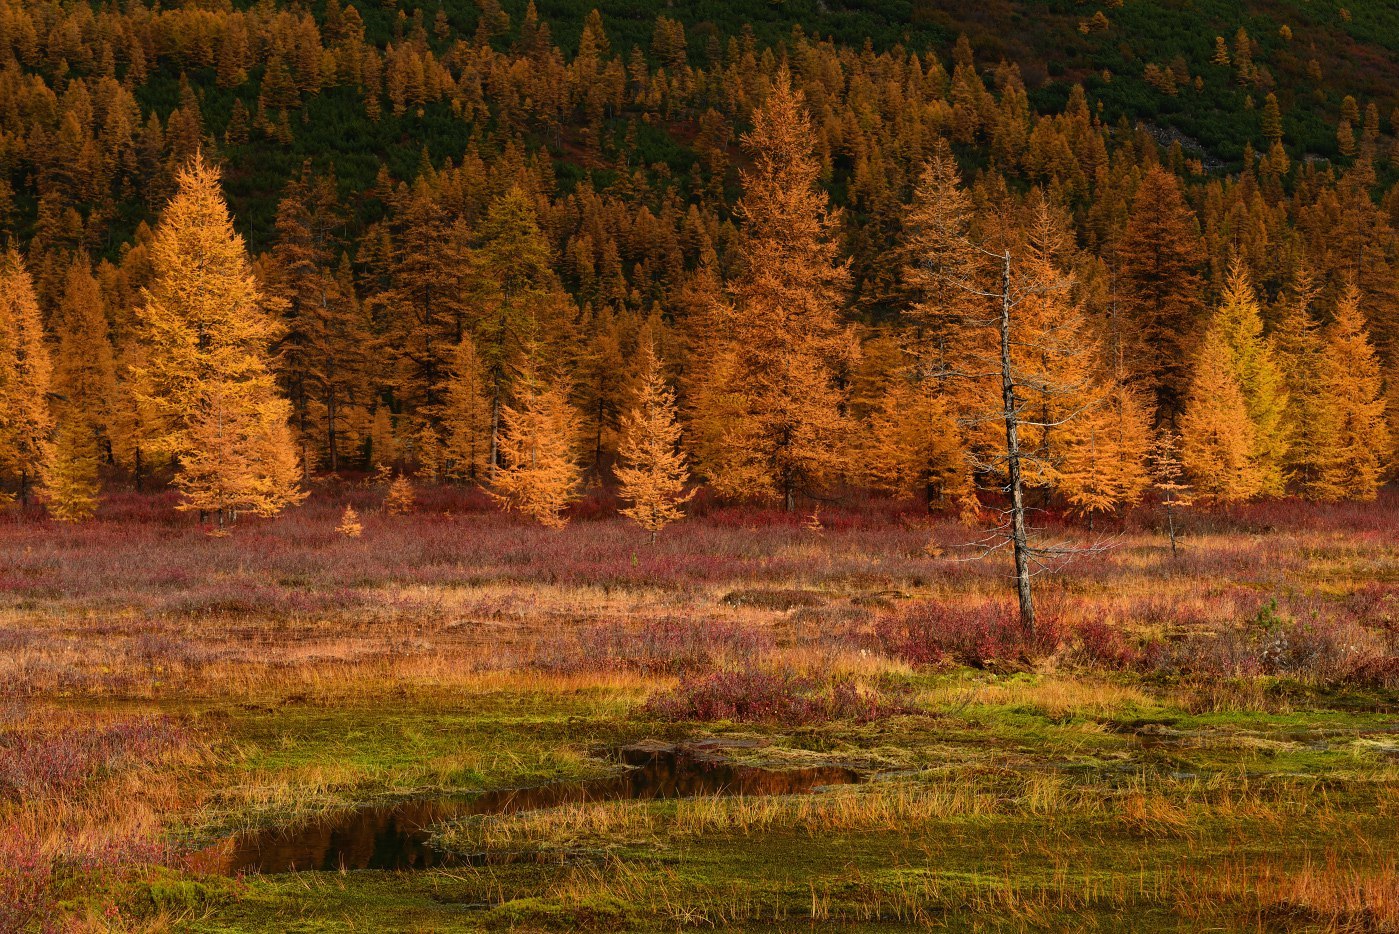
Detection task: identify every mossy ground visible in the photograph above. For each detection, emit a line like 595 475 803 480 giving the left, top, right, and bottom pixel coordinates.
7 501 1397 931
75 669 1398 932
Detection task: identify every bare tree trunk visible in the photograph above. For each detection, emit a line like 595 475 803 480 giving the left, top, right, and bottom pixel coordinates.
999 250 1036 636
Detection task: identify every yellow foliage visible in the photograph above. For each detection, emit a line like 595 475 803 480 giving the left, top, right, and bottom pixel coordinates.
491 366 581 528
616 343 692 540
336 504 363 537
41 416 101 521
384 474 415 515
1180 331 1260 502
134 155 305 523
0 249 53 501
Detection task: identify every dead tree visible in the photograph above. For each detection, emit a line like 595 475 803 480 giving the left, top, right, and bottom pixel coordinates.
926 226 1110 637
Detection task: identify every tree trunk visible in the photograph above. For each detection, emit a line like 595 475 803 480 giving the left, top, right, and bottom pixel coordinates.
488 394 500 480
999 250 1036 636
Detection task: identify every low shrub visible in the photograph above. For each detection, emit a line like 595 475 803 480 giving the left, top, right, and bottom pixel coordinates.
643 668 903 725
0 717 188 799
0 826 52 934
875 600 1061 668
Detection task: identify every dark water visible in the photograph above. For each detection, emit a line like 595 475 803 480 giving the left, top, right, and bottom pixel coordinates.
191 743 859 875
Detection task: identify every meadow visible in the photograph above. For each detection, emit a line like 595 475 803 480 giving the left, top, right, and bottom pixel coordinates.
2 485 1398 932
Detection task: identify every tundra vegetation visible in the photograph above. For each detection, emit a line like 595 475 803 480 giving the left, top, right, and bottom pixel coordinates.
1 0 1399 929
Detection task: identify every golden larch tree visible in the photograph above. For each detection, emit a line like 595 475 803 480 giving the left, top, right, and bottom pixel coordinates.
52 255 118 462
1150 429 1192 557
41 417 101 520
1113 167 1207 419
1179 331 1261 502
491 363 582 528
442 334 494 483
616 342 692 541
1055 382 1153 524
1209 258 1288 495
134 154 305 526
0 249 53 506
1309 282 1388 500
862 369 969 511
1272 268 1328 493
689 71 855 510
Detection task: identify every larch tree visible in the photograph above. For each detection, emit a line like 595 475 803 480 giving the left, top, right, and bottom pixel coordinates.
1055 382 1153 525
491 362 581 528
441 333 493 483
1149 429 1192 557
377 177 475 422
1010 197 1106 496
471 186 567 476
51 255 118 462
1309 282 1388 500
42 254 119 520
689 71 855 511
0 249 52 506
1178 331 1260 502
1273 267 1328 492
1113 167 1207 419
1209 258 1288 495
862 369 970 512
134 154 305 526
267 169 370 474
901 142 987 441
41 416 101 520
615 341 692 542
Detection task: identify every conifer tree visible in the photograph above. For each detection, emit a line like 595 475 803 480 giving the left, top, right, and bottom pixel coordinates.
1273 268 1328 492
471 186 567 474
377 178 475 420
441 334 493 482
41 416 101 520
0 249 52 506
900 144 992 470
384 473 415 514
336 503 362 537
1150 429 1192 557
616 342 692 541
135 155 305 526
689 71 854 510
1179 332 1260 502
863 370 969 511
1309 282 1388 500
491 364 581 528
267 169 369 473
1114 168 1207 418
1210 258 1289 495
1056 383 1153 524
52 255 118 462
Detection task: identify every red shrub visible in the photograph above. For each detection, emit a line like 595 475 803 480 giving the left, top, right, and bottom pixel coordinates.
643 668 901 725
0 717 188 799
0 826 53 934
875 600 1060 668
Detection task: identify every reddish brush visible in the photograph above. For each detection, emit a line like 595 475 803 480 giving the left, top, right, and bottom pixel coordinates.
643 668 904 725
875 600 1061 668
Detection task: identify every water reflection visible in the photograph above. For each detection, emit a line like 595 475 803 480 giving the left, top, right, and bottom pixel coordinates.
191 743 859 875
